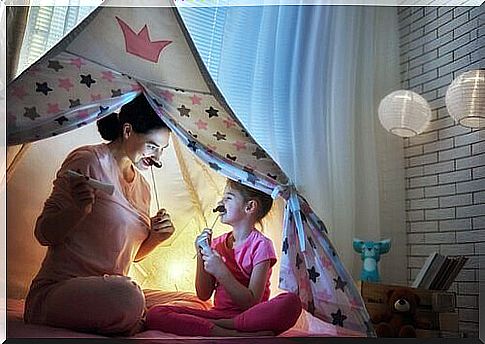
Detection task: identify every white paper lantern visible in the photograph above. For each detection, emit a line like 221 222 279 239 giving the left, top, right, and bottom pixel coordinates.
378 90 431 137
445 69 485 128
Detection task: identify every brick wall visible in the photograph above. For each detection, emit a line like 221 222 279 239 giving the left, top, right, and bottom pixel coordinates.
399 6 484 338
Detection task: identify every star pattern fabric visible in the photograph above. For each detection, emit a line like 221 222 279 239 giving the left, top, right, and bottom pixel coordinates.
7 51 140 144
279 193 374 336
142 82 287 187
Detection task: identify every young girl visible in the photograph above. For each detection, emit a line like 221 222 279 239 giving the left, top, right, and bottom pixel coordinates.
145 180 302 336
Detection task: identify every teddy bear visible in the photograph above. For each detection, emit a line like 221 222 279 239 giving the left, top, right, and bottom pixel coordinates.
371 288 430 337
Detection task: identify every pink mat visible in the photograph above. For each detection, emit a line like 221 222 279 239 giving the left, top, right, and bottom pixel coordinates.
7 298 365 339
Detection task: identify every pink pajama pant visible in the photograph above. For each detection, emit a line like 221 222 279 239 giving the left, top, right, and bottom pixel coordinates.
145 292 302 336
24 275 145 335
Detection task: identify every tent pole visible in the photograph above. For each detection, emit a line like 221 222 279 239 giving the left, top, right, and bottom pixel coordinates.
172 137 208 230
6 143 30 184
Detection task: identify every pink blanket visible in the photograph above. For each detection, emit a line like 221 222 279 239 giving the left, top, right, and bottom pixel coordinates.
7 298 365 339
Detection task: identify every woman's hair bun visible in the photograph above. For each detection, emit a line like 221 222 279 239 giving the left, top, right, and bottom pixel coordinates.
97 112 121 141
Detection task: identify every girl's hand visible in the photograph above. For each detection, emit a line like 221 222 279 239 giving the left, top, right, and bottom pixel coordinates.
69 174 96 216
201 249 228 280
150 208 175 243
195 228 212 252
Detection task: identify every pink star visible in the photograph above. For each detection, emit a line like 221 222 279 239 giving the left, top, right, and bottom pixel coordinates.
91 94 102 101
223 117 236 129
349 298 361 309
322 258 332 269
29 65 41 75
316 288 333 301
190 94 202 105
195 119 208 130
70 57 86 69
130 83 142 92
160 90 174 102
233 140 247 151
78 110 90 119
47 103 61 114
11 86 27 99
101 71 115 82
58 78 74 91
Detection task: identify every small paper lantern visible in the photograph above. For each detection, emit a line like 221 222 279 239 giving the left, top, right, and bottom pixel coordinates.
378 90 432 137
445 69 485 128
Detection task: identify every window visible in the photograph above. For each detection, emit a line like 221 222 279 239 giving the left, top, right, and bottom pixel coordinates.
17 2 97 74
178 5 228 82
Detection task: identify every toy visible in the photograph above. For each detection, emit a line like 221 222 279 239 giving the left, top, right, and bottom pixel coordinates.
353 238 390 282
372 288 430 337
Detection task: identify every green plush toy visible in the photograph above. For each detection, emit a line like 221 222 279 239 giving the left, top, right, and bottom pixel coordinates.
353 238 391 282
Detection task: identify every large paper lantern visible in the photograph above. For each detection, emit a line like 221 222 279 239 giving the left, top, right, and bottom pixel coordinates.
378 90 432 137
445 69 484 128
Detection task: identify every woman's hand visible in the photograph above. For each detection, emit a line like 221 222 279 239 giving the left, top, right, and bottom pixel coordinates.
201 248 228 280
149 208 175 244
69 174 96 216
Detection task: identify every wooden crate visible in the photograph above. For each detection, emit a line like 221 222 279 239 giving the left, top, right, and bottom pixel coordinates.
358 281 459 338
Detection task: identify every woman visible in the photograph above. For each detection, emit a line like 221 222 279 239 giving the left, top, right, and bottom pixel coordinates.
24 94 176 335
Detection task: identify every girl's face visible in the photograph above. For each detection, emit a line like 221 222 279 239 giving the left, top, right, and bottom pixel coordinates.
219 186 248 226
123 125 170 171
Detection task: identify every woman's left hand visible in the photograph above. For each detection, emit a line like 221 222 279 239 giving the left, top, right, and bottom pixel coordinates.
201 248 228 280
149 208 175 243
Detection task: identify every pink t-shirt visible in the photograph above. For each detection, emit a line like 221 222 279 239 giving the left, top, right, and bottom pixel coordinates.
26 143 151 317
210 229 277 311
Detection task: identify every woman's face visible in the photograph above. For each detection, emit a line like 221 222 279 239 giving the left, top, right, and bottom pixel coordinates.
123 126 170 171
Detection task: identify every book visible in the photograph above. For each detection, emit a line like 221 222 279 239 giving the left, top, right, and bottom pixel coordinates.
421 253 446 289
441 256 469 291
430 257 455 290
412 252 438 288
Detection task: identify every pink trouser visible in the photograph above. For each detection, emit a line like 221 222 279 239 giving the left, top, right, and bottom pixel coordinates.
25 275 145 335
145 292 302 336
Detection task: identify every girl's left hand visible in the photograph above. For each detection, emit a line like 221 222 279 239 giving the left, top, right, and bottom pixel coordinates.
201 249 228 280
149 208 175 243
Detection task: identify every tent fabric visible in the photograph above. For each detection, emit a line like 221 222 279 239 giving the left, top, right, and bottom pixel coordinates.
6 3 374 336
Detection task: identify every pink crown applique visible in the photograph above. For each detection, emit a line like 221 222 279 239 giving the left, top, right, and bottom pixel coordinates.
116 16 172 63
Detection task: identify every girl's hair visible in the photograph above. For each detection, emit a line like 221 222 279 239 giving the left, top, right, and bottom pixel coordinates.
97 94 169 141
226 180 273 222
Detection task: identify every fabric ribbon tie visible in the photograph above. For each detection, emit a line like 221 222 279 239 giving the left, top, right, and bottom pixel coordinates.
271 184 291 200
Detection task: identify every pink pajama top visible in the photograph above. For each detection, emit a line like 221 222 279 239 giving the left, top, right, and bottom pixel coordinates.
210 230 277 312
24 143 151 321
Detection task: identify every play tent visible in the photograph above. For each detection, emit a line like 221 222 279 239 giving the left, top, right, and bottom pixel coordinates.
7 2 374 337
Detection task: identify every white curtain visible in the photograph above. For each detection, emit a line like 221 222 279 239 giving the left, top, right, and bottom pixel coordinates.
182 5 407 284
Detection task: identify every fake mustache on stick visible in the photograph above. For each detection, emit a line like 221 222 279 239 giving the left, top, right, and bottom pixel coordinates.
147 158 162 168
213 205 226 213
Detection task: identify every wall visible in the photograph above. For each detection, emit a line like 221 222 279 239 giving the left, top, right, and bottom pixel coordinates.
399 6 484 337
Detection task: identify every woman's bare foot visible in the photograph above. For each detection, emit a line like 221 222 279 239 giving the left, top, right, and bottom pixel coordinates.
210 325 274 337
